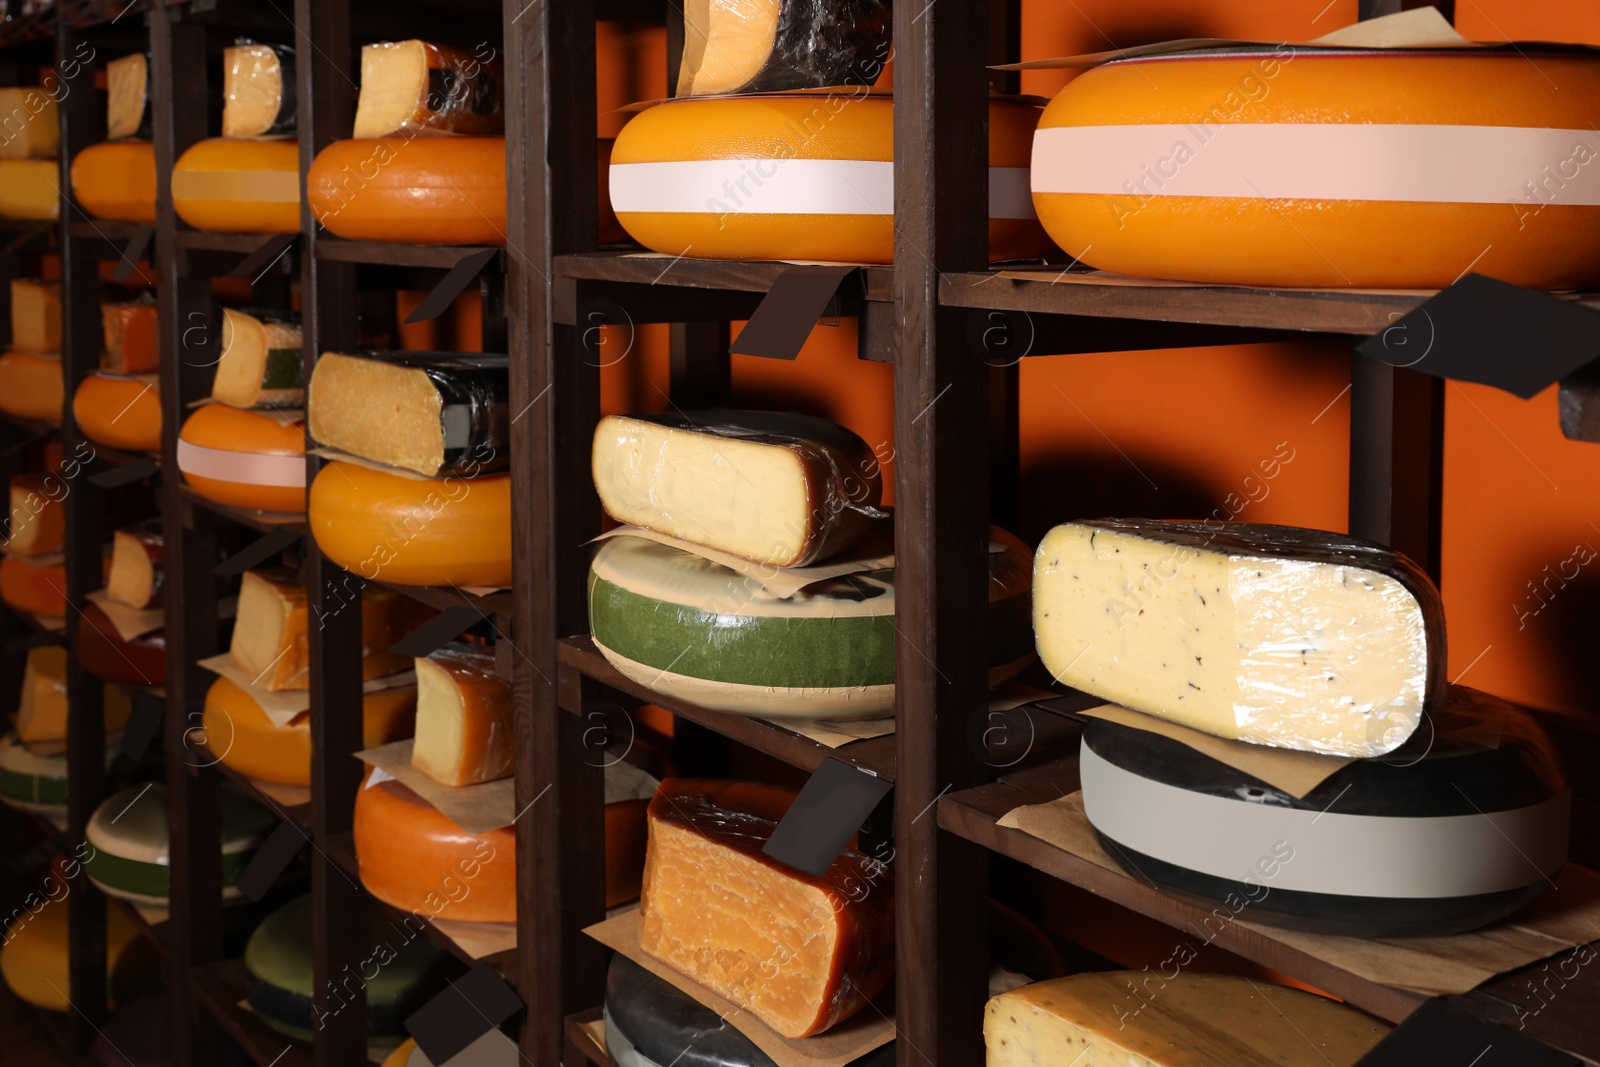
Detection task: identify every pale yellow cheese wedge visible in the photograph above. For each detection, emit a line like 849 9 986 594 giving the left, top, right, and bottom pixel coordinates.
412 649 512 786
106 53 148 140
10 280 61 354
0 87 59 160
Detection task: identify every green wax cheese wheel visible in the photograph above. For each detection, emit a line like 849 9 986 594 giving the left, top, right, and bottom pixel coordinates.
0 732 122 816
245 894 464 1042
587 528 1034 719
85 782 278 905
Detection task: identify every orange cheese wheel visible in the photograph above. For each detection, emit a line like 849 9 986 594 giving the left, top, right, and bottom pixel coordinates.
307 137 506 245
0 351 63 422
71 141 157 225
309 460 511 587
171 137 300 234
178 404 307 515
1032 51 1600 289
73 373 161 452
0 555 66 618
0 160 59 221
203 676 416 786
610 95 1049 263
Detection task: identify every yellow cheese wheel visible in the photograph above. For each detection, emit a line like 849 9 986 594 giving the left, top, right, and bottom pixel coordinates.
309 461 511 587
203 676 416 786
0 896 161 1012
178 404 307 515
0 351 63 422
381 1041 419 1067
0 160 59 221
71 140 158 225
610 95 1048 263
307 137 506 245
1033 51 1600 289
73 373 161 452
0 555 66 618
171 137 300 234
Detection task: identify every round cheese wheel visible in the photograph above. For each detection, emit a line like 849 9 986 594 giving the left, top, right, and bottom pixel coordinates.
307 137 507 245
309 460 512 587
71 140 158 225
0 554 66 617
1081 686 1570 937
1033 51 1600 289
245 894 463 1042
85 782 277 905
76 600 166 686
0 159 60 221
0 350 63 422
203 675 417 787
589 529 1034 718
610 95 1048 263
171 137 300 234
0 896 161 1012
178 403 307 515
74 373 161 452
0 733 129 816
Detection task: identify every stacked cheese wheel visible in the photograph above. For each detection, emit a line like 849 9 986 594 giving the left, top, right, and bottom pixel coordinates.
0 280 64 423
0 648 133 816
77 519 168 686
1 896 161 1013
72 53 157 224
0 86 60 221
204 675 415 786
73 372 163 453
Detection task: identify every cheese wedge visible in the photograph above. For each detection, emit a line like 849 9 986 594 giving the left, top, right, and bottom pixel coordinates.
639 778 895 1039
106 53 150 140
1034 520 1446 757
0 86 59 160
308 351 508 476
593 410 881 567
13 652 132 743
213 307 303 408
0 351 62 421
676 0 891 97
0 554 67 617
5 473 64 556
107 520 163 609
352 41 503 139
11 280 61 354
222 42 296 139
0 160 58 220
412 647 511 786
101 299 159 374
73 373 162 452
985 973 1389 1067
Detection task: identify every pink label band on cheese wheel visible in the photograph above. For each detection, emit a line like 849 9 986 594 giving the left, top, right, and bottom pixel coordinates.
169 169 301 203
177 440 306 488
1033 124 1600 205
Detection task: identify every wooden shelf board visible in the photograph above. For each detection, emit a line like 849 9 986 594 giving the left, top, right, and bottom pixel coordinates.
178 485 309 536
88 443 160 469
314 238 502 270
371 579 512 618
0 413 58 438
205 756 312 826
565 1007 611 1067
557 635 896 781
189 958 312 1067
554 251 894 301
175 230 289 254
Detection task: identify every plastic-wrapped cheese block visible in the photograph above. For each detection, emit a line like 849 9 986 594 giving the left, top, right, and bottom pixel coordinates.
101 299 159 375
610 96 1048 263
71 140 158 224
1032 51 1600 289
0 160 59 220
307 137 507 245
0 730 128 815
0 351 62 420
107 519 164 609
5 473 64 556
640 779 894 1038
171 137 300 234
1034 520 1446 757
76 600 165 686
14 648 132 743
204 676 416 786
589 530 1034 718
213 307 303 408
177 404 306 515
413 647 512 786
592 410 880 567
1082 686 1571 937
106 53 151 140
85 782 277 904
245 894 464 1042
0 87 58 159
222 42 296 138
985 972 1389 1067
0 554 67 617
11 279 61 354
0 897 161 1012
308 351 509 477
74 373 162 452
310 460 513 587
676 0 890 97
352 41 503 139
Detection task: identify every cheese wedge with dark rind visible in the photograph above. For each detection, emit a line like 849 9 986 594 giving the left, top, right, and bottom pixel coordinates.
984 972 1389 1067
593 410 881 567
85 782 277 904
106 53 151 140
5 473 64 556
222 41 296 138
307 351 509 476
412 647 513 786
101 299 159 375
352 40 503 139
106 519 163 609
676 0 891 97
1034 520 1445 757
213 307 303 408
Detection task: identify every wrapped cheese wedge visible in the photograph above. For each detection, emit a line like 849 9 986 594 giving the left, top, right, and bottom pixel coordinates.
676 0 891 97
0 87 58 159
5 473 64 556
15 647 134 742
0 896 161 1013
76 601 166 686
11 280 61 354
106 519 163 609
0 351 62 421
985 973 1389 1067
171 137 300 233
106 52 151 140
1033 519 1446 757
100 299 159 374
307 136 506 244
640 779 894 1038
592 410 881 567
412 646 511 786
203 676 416 786
222 41 296 138
352 40 503 138
0 554 67 617
230 567 435 691
0 160 59 220
213 307 303 408
308 351 508 476
73 373 162 452
178 403 306 514
71 140 158 224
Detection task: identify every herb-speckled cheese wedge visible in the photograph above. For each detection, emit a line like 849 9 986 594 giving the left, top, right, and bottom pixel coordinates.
589 530 1033 718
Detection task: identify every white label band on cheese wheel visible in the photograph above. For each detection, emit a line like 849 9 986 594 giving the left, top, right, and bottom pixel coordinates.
611 161 1037 219
1033 124 1600 205
177 440 306 488
1080 743 1570 898
169 168 301 203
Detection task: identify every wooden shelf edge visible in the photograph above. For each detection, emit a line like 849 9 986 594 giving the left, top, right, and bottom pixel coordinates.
370 579 512 618
188 958 312 1067
204 757 312 827
554 251 894 301
565 1007 611 1067
313 238 502 270
177 486 309 536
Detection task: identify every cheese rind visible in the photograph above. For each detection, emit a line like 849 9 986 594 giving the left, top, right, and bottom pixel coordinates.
107 520 163 609
73 373 162 452
177 403 307 515
984 972 1389 1067
1033 520 1444 757
412 648 513 786
11 280 61 354
106 53 151 140
0 160 59 220
204 676 417 786
0 351 62 421
222 42 296 139
101 299 160 375
0 86 59 160
352 40 503 139
70 139 158 224
307 136 507 245
676 0 891 97
171 137 300 234
85 782 277 904
213 308 304 408
5 473 64 556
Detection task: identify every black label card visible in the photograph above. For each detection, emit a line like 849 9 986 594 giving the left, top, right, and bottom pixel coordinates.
763 757 893 877
1355 999 1580 1067
731 265 862 360
406 963 524 1065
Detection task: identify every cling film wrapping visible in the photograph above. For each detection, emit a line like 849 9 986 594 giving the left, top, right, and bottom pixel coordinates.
222 41 297 139
353 40 503 138
675 0 891 97
214 307 304 408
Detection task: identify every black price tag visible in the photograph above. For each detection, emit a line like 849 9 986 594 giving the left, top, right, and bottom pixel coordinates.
389 606 483 659
117 695 163 762
404 248 498 324
89 457 158 489
234 821 306 902
112 227 154 282
763 757 893 877
1355 999 1580 1067
731 265 861 360
405 963 524 1065
213 528 302 578
226 233 299 281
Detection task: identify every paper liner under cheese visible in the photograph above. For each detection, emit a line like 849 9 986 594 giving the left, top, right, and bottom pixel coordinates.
353 40 503 138
675 0 890 97
222 42 296 138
